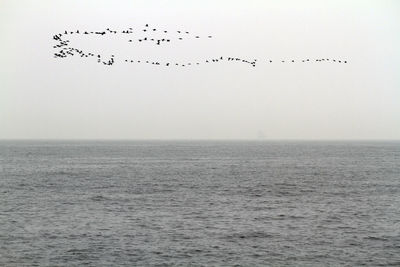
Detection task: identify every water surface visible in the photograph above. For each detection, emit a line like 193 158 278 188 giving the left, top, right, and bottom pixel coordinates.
1 141 399 266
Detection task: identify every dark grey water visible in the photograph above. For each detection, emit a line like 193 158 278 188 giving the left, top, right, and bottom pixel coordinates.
1 141 399 266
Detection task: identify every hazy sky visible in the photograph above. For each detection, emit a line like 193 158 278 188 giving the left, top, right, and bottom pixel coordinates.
1 0 399 140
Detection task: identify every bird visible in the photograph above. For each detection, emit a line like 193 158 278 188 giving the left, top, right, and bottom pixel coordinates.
53 26 348 69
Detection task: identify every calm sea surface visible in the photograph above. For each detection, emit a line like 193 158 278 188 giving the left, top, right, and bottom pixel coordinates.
0 141 399 266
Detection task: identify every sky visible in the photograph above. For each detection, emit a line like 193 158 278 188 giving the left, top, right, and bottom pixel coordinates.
1 0 399 140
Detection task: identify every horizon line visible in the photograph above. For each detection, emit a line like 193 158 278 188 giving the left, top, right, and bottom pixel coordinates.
0 138 399 142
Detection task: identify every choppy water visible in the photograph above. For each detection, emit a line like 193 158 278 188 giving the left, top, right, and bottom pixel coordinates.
1 141 399 266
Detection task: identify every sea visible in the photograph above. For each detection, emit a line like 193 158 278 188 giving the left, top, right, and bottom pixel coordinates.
0 141 399 266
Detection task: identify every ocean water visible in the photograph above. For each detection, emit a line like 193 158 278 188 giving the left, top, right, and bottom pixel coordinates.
0 141 399 266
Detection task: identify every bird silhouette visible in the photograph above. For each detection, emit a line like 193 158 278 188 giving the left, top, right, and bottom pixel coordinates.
53 26 348 69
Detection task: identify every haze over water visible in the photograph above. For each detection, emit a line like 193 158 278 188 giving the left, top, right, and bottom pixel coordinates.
1 0 400 265
1 0 400 140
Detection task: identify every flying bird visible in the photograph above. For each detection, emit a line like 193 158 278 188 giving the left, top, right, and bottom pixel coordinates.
53 26 348 69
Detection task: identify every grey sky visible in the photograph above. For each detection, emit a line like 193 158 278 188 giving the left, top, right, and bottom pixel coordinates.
1 0 399 139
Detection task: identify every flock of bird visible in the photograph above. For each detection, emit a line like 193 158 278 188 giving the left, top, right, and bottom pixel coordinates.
53 24 348 67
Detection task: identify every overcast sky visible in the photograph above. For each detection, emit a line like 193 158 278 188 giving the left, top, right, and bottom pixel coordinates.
1 0 399 140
